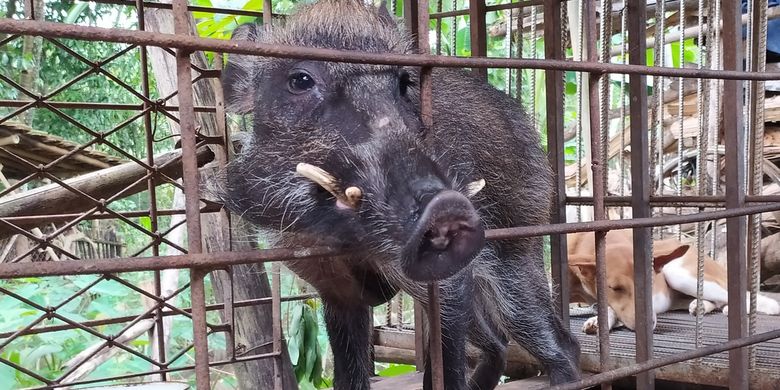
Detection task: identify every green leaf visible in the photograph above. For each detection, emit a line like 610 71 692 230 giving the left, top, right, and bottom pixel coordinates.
564 81 577 96
378 363 416 377
139 216 152 232
298 379 317 390
646 47 655 66
683 38 699 64
287 306 304 365
670 40 681 68
243 0 264 11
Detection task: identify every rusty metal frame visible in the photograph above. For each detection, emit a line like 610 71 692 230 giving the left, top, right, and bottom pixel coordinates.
0 0 778 389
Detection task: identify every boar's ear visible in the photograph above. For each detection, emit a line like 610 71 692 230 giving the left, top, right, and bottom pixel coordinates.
652 243 689 272
222 23 262 114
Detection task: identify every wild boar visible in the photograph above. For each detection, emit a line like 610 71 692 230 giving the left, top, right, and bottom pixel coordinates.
217 0 580 388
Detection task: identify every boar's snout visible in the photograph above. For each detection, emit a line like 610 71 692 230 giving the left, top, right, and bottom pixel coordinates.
401 189 485 281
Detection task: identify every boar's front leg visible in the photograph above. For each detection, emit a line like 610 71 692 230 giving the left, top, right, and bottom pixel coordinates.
422 271 474 390
497 256 581 385
323 301 373 390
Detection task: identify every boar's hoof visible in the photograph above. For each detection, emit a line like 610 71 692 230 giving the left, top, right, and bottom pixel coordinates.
401 190 485 281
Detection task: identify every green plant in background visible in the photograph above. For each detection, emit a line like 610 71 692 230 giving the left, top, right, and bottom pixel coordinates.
286 299 330 389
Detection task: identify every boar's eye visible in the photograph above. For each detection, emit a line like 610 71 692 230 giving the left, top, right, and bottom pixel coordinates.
287 70 316 94
399 70 413 96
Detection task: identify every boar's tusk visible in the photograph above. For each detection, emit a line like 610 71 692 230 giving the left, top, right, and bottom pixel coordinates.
465 178 486 197
345 186 363 205
296 162 362 209
296 162 342 196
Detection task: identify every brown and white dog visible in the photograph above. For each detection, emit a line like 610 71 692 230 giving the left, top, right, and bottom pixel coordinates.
566 229 780 334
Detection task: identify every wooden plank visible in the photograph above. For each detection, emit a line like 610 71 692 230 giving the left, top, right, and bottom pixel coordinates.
81 383 189 390
358 373 553 390
500 375 550 389
370 372 424 390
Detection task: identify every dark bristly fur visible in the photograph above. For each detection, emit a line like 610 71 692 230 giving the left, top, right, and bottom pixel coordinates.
216 1 580 388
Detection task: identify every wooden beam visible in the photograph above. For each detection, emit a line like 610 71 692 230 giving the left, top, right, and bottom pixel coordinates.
0 147 213 238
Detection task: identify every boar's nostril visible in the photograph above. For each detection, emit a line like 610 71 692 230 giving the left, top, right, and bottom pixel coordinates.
424 220 474 251
401 190 485 282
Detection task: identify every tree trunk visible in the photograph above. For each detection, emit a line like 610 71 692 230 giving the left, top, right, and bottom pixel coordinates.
143 5 298 389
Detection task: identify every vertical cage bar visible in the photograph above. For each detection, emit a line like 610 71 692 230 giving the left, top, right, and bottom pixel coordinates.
747 0 768 370
542 0 569 322
693 0 710 358
651 0 666 210
414 301 426 370
721 0 749 387
450 0 457 56
468 0 487 80
189 269 211 389
263 0 272 26
674 0 687 241
592 0 611 383
172 0 209 388
136 0 166 379
410 0 425 362
271 262 283 390
418 0 444 388
627 1 654 388
435 0 443 55
404 0 420 46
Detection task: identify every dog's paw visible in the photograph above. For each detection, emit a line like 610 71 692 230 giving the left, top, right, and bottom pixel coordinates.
688 299 717 316
722 305 729 315
582 316 599 335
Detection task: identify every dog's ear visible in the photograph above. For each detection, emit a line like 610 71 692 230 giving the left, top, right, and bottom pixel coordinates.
569 260 597 283
652 243 690 272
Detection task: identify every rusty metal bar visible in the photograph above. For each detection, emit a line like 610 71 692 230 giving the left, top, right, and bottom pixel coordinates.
0 100 216 112
271 262 283 390
413 302 426 370
5 19 780 79
135 0 167 376
549 327 780 390
583 0 610 381
426 283 444 390
89 0 275 19
543 0 568 322
721 0 749 387
430 0 543 19
3 202 780 278
468 0 487 79
11 306 780 390
0 247 340 278
171 0 209 387
417 0 444 388
189 268 211 388
627 1 654 387
1 206 220 228
567 194 780 206
0 293 320 340
403 0 419 45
